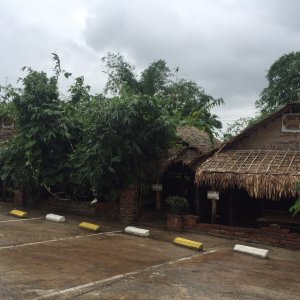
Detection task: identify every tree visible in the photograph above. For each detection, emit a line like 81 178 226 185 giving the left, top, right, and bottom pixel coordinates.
0 70 75 204
72 93 175 201
101 53 223 135
256 52 300 114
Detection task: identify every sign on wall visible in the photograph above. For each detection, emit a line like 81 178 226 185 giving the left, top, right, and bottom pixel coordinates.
282 113 300 132
152 184 162 192
207 191 219 200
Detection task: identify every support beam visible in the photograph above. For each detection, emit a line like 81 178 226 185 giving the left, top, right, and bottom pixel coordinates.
194 185 200 215
229 190 234 226
155 191 161 211
211 199 217 224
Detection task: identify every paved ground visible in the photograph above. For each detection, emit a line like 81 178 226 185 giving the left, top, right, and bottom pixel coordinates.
0 202 300 299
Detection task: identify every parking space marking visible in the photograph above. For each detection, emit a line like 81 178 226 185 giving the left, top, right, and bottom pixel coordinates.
0 230 122 250
34 253 201 299
0 217 44 223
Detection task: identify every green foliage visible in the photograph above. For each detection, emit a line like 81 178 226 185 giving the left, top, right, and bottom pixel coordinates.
290 182 300 217
140 60 171 96
101 53 224 135
72 93 176 201
256 52 300 114
165 195 188 207
165 196 188 214
0 53 224 205
0 84 18 121
102 52 139 95
222 112 270 141
0 70 76 204
290 198 300 217
223 117 252 141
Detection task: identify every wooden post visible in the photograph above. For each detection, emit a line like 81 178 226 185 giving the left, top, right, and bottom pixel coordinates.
211 199 217 223
156 191 161 211
194 185 200 214
229 190 233 225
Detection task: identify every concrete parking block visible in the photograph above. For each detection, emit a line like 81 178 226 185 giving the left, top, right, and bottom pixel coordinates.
234 244 269 258
125 226 150 237
9 209 27 218
79 222 101 232
173 237 203 250
46 214 65 223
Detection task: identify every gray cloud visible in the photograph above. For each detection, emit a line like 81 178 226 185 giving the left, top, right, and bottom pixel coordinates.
1 0 300 128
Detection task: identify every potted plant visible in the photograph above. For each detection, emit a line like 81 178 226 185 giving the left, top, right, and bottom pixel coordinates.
165 196 188 231
165 196 188 215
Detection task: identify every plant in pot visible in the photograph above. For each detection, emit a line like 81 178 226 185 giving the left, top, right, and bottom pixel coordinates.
165 196 188 215
165 196 188 231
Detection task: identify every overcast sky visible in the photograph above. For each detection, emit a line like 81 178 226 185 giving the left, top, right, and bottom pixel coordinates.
1 0 299 130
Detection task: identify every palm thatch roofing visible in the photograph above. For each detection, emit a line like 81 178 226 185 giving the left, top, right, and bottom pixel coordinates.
160 126 220 172
195 102 300 200
195 150 300 200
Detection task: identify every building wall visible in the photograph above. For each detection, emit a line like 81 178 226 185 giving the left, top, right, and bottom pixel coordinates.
228 114 300 150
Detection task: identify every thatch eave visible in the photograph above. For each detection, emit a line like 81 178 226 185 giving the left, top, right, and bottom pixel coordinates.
195 149 300 200
196 171 299 201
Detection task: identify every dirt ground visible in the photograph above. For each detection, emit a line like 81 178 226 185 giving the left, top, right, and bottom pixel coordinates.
0 202 300 299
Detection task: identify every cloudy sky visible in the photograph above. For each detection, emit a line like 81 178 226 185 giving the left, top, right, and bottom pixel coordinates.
1 0 299 130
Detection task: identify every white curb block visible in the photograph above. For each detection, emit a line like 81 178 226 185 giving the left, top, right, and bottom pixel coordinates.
46 214 65 223
233 244 269 258
125 226 150 237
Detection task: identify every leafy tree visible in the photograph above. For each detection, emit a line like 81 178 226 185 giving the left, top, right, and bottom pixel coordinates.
223 117 252 141
256 52 300 114
0 53 223 207
0 70 74 204
102 53 139 95
101 53 223 135
222 111 271 141
140 59 171 96
72 93 175 201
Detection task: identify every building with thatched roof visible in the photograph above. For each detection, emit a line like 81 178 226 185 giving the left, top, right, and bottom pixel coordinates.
195 102 300 228
161 126 220 172
158 126 220 214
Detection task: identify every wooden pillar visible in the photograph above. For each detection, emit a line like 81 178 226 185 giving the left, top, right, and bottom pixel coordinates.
180 171 184 196
211 199 217 223
194 185 200 215
156 191 161 211
229 190 234 225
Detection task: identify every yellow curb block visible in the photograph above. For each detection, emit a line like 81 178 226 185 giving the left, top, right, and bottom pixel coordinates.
173 237 203 250
79 222 101 232
9 209 27 218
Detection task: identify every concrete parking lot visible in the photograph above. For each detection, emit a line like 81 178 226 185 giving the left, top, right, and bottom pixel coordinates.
0 203 300 299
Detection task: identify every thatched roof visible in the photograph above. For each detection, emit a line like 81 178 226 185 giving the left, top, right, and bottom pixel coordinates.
176 126 220 153
160 126 220 172
195 149 300 200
